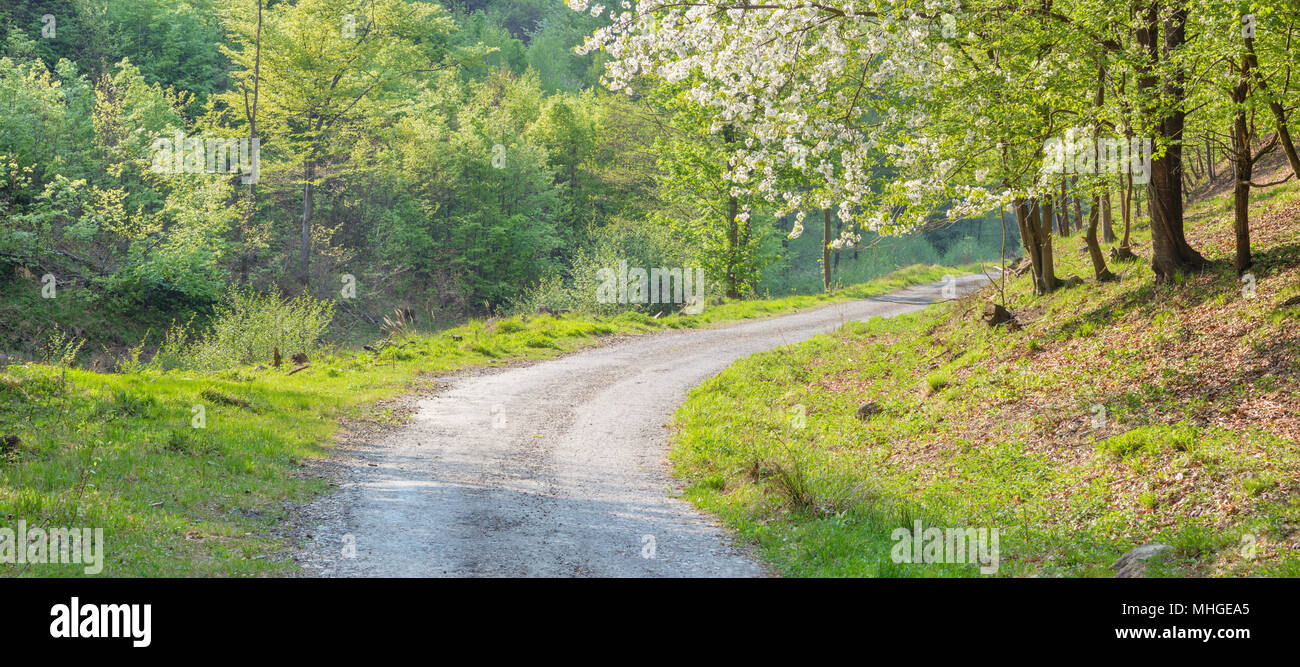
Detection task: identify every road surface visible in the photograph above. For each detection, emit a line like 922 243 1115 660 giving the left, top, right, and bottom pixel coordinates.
291 273 993 577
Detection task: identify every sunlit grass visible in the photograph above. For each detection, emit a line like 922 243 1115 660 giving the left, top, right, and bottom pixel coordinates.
0 263 973 576
669 180 1300 578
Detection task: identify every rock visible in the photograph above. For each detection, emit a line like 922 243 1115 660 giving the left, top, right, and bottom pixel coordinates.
856 402 881 421
1111 544 1171 578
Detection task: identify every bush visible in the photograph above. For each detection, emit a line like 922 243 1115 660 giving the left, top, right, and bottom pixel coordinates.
925 371 951 393
181 288 334 370
1097 424 1200 460
510 218 698 316
40 328 85 368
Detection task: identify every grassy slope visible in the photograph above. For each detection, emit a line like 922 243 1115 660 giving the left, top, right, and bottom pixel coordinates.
670 181 1300 577
0 262 978 576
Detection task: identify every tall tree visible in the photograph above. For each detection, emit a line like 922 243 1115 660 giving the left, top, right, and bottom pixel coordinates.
1137 1 1205 279
220 0 458 285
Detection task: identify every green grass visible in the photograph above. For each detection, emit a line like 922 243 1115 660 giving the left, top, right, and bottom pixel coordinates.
0 262 976 576
669 180 1300 578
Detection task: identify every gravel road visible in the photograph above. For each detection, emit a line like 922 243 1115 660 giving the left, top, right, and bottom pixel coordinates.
291 272 994 577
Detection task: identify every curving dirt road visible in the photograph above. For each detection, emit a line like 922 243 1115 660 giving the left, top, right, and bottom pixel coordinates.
291 273 994 577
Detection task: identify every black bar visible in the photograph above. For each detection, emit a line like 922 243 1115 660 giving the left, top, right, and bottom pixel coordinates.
2 577 1290 655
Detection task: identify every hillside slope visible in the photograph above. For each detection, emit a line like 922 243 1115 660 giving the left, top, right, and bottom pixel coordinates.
670 181 1300 577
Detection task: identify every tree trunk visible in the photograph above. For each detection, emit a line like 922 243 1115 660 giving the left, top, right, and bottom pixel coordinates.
1042 194 1055 242
300 155 313 284
1058 179 1069 236
1201 136 1211 180
1036 198 1059 292
1266 101 1300 180
1121 172 1132 248
1015 196 1059 294
239 0 263 285
1232 114 1253 272
1139 2 1204 280
997 205 1009 305
1101 186 1115 243
1231 35 1257 272
725 193 740 298
1087 60 1116 281
1071 176 1083 232
1245 37 1300 180
834 216 842 273
724 125 741 298
822 208 832 292
1013 197 1041 290
1086 194 1116 281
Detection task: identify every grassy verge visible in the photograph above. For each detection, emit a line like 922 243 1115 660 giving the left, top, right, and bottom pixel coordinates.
670 182 1300 578
0 262 976 576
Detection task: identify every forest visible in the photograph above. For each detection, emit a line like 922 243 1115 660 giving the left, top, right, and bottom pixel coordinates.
0 0 1009 365
1 0 1298 585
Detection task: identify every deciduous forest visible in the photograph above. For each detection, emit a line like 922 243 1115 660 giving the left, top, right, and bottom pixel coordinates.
1 0 1298 592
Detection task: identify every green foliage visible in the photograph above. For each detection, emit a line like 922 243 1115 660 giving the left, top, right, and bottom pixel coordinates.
1 0 997 353
925 371 951 393
650 84 775 297
0 0 226 115
513 215 696 315
39 328 85 368
181 288 335 371
1097 425 1200 461
0 263 962 575
666 179 1300 577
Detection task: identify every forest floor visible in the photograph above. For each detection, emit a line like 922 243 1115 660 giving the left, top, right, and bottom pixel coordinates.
669 178 1300 577
0 263 979 576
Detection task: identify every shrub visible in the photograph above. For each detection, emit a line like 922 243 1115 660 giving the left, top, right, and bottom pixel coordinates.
147 317 195 371
1097 424 1200 460
925 371 951 393
496 320 526 334
509 218 699 316
183 288 334 370
40 328 85 368
525 334 555 349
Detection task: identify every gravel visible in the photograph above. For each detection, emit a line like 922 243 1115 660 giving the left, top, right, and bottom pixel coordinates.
290 273 994 577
